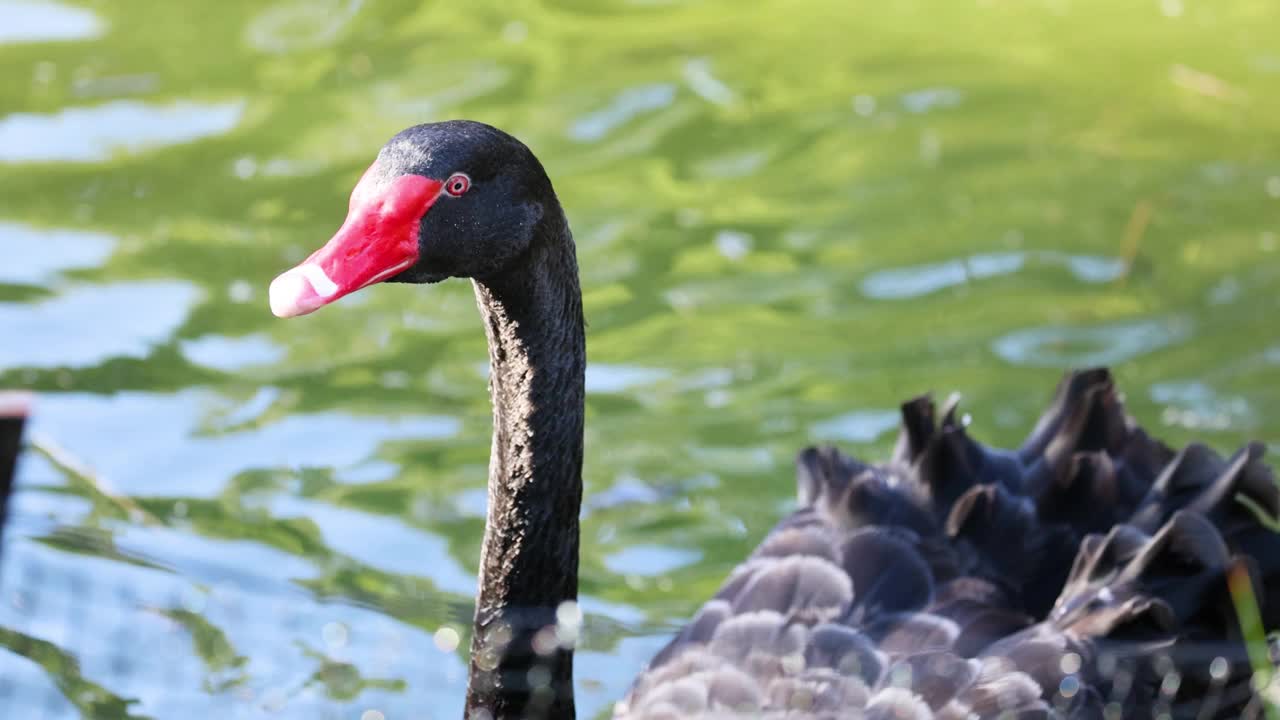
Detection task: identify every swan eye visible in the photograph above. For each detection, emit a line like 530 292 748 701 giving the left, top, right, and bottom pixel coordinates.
445 173 471 197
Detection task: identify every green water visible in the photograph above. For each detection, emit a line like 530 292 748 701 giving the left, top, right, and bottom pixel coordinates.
0 0 1278 717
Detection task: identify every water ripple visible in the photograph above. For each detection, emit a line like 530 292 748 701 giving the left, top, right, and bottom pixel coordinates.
585 364 671 394
268 496 475 592
245 0 363 53
604 545 701 577
900 87 964 114
0 1 104 45
862 252 1023 299
683 58 736 106
1150 380 1256 432
179 333 286 373
810 409 901 443
0 533 460 719
0 100 245 163
0 221 116 284
992 316 1193 368
568 84 676 142
26 390 462 497
861 250 1126 300
0 281 200 370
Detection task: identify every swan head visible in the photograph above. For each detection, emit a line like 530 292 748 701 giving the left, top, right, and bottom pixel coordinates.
269 120 558 318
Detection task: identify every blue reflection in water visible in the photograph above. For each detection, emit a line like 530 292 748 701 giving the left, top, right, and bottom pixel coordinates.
25 390 462 497
0 1 104 45
0 222 116 285
992 317 1194 368
179 334 287 373
0 534 464 719
1150 379 1256 432
576 634 673 719
0 100 244 163
585 364 671 395
214 386 282 429
2 454 91 523
900 86 964 114
860 250 1126 300
335 461 399 486
114 524 321 585
268 495 476 593
861 252 1024 299
604 545 701 577
568 84 676 142
0 281 200 370
245 0 365 54
809 408 901 444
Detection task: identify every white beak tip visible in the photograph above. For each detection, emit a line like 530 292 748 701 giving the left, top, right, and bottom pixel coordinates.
269 269 323 318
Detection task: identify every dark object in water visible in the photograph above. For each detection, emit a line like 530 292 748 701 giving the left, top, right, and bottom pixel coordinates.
0 392 30 569
269 120 1280 719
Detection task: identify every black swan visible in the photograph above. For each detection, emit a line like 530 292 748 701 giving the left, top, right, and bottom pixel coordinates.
269 120 1279 719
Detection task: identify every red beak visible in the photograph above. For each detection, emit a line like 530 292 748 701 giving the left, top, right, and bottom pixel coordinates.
269 165 443 318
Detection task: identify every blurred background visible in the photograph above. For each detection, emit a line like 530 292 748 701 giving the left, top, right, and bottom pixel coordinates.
0 0 1278 717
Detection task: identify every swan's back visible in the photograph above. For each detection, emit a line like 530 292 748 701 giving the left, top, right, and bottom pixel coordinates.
615 369 1277 719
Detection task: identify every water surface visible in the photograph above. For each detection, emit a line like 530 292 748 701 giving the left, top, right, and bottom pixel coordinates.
1 0 1278 718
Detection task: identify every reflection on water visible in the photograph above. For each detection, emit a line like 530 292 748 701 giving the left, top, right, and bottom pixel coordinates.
0 534 463 719
0 0 1278 717
681 59 736 107
569 84 677 142
268 495 474 591
1150 379 1257 432
26 391 461 497
991 317 1195 368
0 1 103 45
0 100 244 163
900 86 964 114
0 222 116 285
0 282 199 370
809 408 901 444
245 0 365 54
860 250 1126 300
603 545 701 577
179 334 286 373
585 364 671 394
114 523 321 585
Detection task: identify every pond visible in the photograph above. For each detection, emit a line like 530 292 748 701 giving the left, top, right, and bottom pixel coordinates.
0 0 1278 717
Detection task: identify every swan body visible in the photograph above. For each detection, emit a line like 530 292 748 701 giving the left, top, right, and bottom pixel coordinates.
269 120 1279 719
616 372 1275 719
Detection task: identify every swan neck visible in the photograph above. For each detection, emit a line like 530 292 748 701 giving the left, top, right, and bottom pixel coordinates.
465 212 584 719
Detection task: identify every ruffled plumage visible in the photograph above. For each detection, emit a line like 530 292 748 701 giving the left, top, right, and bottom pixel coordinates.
615 369 1279 719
